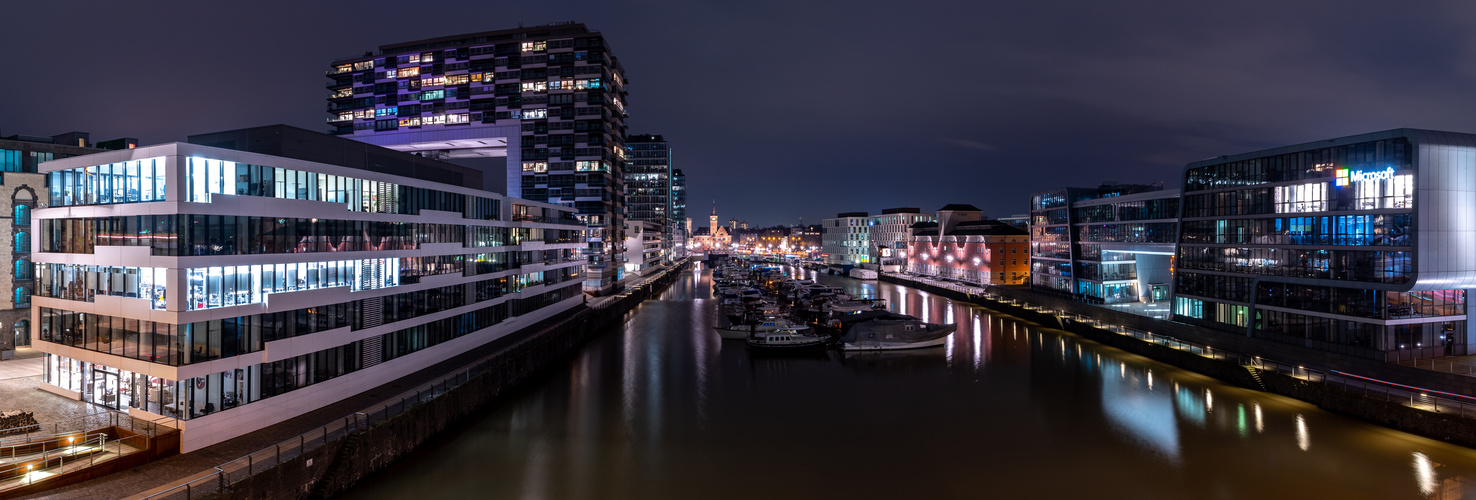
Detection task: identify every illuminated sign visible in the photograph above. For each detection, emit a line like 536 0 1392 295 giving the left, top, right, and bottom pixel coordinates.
1335 167 1396 187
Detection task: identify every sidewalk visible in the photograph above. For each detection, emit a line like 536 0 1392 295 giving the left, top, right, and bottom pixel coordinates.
0 356 42 381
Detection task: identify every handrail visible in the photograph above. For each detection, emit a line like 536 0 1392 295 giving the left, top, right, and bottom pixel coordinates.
142 260 690 499
887 271 1476 423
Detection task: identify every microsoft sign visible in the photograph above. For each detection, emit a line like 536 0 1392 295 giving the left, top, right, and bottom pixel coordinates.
1335 167 1396 187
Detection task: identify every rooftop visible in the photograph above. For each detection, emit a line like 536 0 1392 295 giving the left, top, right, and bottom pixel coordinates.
187 125 483 190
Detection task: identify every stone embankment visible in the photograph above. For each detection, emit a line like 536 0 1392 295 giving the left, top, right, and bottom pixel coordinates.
219 261 691 500
881 273 1476 449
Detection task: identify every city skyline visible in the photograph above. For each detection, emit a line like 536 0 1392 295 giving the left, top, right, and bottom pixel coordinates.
7 1 1476 226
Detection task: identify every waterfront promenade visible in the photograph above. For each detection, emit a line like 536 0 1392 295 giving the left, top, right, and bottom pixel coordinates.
878 271 1476 447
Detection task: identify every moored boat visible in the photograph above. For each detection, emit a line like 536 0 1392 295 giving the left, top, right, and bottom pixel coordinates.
835 310 957 351
714 317 811 340
745 327 836 353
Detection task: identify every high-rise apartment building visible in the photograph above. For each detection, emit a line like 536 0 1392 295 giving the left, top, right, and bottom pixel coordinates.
33 126 586 452
625 134 671 261
0 132 115 358
329 22 629 294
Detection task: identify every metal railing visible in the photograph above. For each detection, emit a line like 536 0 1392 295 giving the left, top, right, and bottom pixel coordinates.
0 431 149 493
153 294 631 499
140 260 697 500
888 272 1476 424
0 411 162 448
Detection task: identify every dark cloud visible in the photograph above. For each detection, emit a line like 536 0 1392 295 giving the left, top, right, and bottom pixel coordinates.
3 0 1475 225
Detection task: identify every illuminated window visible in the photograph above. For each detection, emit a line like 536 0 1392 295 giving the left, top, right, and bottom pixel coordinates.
548 80 564 90
1273 182 1326 213
522 108 547 119
521 41 546 52
421 90 444 100
398 117 422 127
376 107 398 117
446 74 470 85
397 67 419 78
576 161 608 172
573 78 601 90
420 76 445 87
523 162 548 173
446 114 469 124
1353 173 1413 210
521 81 547 93
50 157 166 207
407 54 420 64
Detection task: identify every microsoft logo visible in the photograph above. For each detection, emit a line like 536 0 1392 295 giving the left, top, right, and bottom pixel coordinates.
1335 168 1350 187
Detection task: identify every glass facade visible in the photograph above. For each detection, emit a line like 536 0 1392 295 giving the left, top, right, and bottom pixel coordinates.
34 142 588 437
48 157 167 207
185 157 499 218
36 264 167 310
43 283 580 420
1173 136 1464 361
1030 185 1178 304
42 215 467 256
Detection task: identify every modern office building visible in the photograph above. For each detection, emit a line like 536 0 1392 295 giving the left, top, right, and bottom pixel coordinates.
32 126 586 452
1172 129 1476 363
868 208 934 270
821 212 871 266
624 134 672 262
328 22 628 294
1029 184 1178 305
0 133 117 357
670 169 686 258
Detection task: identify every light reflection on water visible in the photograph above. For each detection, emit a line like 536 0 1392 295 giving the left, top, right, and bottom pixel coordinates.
343 264 1476 500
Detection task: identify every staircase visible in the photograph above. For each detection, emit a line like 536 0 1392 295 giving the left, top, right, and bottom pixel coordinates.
306 431 363 500
1244 366 1269 392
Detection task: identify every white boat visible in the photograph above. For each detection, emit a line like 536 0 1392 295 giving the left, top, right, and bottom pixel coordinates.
745 326 836 352
714 317 811 340
849 268 878 280
835 311 957 351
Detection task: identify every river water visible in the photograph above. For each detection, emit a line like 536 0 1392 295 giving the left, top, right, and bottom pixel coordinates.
343 262 1476 499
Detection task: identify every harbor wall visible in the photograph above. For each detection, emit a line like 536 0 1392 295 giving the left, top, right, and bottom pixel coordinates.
880 274 1476 448
222 262 691 500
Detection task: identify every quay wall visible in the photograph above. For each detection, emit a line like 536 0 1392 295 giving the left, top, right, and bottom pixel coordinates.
880 274 1476 449
223 262 691 500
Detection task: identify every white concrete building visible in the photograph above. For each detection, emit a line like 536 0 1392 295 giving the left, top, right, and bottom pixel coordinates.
31 127 585 452
821 212 870 266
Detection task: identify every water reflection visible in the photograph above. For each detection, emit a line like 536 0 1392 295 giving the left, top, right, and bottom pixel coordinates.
1297 414 1311 451
1101 358 1181 461
343 264 1476 500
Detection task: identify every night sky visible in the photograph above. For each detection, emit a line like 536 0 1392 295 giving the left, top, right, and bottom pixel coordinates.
5 1 1476 226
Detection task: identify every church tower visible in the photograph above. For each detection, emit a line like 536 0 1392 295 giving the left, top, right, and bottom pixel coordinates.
709 201 718 236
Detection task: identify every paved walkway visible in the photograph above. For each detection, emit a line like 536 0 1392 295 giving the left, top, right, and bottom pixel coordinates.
0 376 109 433
0 356 42 381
